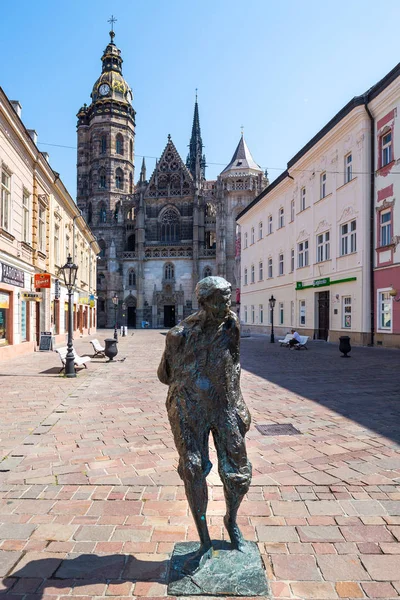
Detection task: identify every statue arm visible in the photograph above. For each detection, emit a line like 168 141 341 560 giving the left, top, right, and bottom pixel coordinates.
157 328 184 385
157 350 171 385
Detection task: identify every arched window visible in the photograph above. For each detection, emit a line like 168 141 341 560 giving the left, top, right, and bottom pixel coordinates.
203 266 212 278
87 202 93 224
126 234 135 251
244 268 248 285
97 272 105 287
115 168 124 190
251 264 255 283
101 135 107 154
129 139 133 161
99 204 107 224
98 239 106 258
259 221 263 239
116 134 124 155
99 169 106 189
129 172 133 194
164 263 174 280
160 207 180 242
128 269 136 287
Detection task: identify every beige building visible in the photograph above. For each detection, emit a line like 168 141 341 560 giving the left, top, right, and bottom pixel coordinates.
0 87 99 360
237 95 373 345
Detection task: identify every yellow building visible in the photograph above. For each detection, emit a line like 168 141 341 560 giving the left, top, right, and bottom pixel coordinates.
0 87 99 359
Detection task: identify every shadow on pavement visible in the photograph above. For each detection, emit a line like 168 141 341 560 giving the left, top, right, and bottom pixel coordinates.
5 553 170 594
241 336 400 444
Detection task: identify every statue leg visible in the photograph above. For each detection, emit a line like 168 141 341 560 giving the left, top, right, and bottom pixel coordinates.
213 422 252 551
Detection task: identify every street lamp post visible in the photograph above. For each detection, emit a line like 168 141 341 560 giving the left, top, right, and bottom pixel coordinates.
269 294 276 344
112 294 118 340
60 254 78 377
122 302 126 336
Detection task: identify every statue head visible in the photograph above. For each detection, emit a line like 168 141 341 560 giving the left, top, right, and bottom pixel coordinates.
196 276 231 320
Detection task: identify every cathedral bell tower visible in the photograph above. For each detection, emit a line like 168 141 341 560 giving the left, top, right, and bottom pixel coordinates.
76 25 135 327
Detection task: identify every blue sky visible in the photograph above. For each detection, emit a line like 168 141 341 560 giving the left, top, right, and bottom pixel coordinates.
2 0 400 197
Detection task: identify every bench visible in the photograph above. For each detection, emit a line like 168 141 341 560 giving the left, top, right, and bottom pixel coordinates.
90 338 105 358
294 335 309 350
56 346 91 373
278 334 294 346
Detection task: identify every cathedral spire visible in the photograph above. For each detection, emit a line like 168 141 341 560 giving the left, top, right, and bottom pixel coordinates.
139 157 146 183
186 92 206 180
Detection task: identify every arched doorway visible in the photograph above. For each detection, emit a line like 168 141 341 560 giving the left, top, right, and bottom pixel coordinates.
124 294 137 329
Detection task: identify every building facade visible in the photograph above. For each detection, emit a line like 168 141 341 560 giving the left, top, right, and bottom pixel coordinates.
369 70 400 347
0 88 99 360
77 31 267 328
237 62 400 347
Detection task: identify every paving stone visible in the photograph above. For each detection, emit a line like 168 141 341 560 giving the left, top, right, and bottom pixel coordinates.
270 500 308 517
55 553 126 579
0 551 23 577
317 555 370 581
335 581 364 598
256 525 299 542
290 581 337 599
340 525 394 542
0 524 36 540
272 554 321 581
9 552 64 578
32 524 79 542
361 555 400 581
73 526 114 542
361 581 398 598
306 500 344 516
297 526 344 542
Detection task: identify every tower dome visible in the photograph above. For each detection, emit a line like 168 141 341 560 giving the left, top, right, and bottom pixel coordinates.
91 31 133 106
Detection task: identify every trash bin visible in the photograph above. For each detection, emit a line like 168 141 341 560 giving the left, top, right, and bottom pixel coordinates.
104 338 118 362
339 336 351 358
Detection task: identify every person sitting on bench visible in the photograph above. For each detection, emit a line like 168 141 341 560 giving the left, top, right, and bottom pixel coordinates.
289 328 301 348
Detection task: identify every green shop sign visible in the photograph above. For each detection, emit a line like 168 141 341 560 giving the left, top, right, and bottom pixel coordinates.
295 276 356 291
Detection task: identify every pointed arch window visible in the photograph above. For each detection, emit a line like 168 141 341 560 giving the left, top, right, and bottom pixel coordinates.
101 135 107 154
116 134 124 155
203 266 212 278
129 139 133 162
87 202 93 224
129 172 133 194
98 239 106 258
115 168 124 190
128 269 136 287
160 207 180 242
99 204 107 224
164 263 175 280
126 234 135 251
97 272 105 287
99 169 106 189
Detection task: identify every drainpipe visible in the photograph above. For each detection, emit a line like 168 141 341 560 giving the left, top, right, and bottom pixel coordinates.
364 96 375 347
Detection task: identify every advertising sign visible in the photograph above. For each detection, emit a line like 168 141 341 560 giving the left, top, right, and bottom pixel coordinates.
34 273 51 288
0 262 24 287
54 279 60 299
21 292 42 302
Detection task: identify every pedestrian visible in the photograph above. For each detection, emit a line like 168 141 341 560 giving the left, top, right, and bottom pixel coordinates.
288 328 301 348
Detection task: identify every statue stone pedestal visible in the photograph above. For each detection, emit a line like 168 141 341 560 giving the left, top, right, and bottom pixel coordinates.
168 540 270 597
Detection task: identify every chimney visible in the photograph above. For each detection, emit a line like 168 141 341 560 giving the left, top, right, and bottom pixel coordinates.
27 129 38 145
10 100 22 117
42 152 50 163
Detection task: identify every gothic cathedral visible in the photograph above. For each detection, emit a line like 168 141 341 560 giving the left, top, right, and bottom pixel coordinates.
77 30 268 328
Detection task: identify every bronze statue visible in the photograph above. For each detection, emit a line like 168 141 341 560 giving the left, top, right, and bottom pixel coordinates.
158 276 252 573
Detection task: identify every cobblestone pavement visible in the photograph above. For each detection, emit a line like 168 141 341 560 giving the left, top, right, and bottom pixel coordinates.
0 331 399 599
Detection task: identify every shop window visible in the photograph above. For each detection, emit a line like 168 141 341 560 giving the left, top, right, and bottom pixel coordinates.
378 291 392 331
21 300 28 341
299 299 306 326
0 292 10 345
342 296 352 328
279 302 284 325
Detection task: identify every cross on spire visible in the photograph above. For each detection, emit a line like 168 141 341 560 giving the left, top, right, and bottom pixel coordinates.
108 15 117 41
241 125 244 137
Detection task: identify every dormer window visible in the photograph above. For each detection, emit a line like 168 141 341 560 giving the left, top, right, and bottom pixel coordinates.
236 161 242 166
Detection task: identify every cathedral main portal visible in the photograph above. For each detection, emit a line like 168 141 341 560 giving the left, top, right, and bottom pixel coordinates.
164 305 176 328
